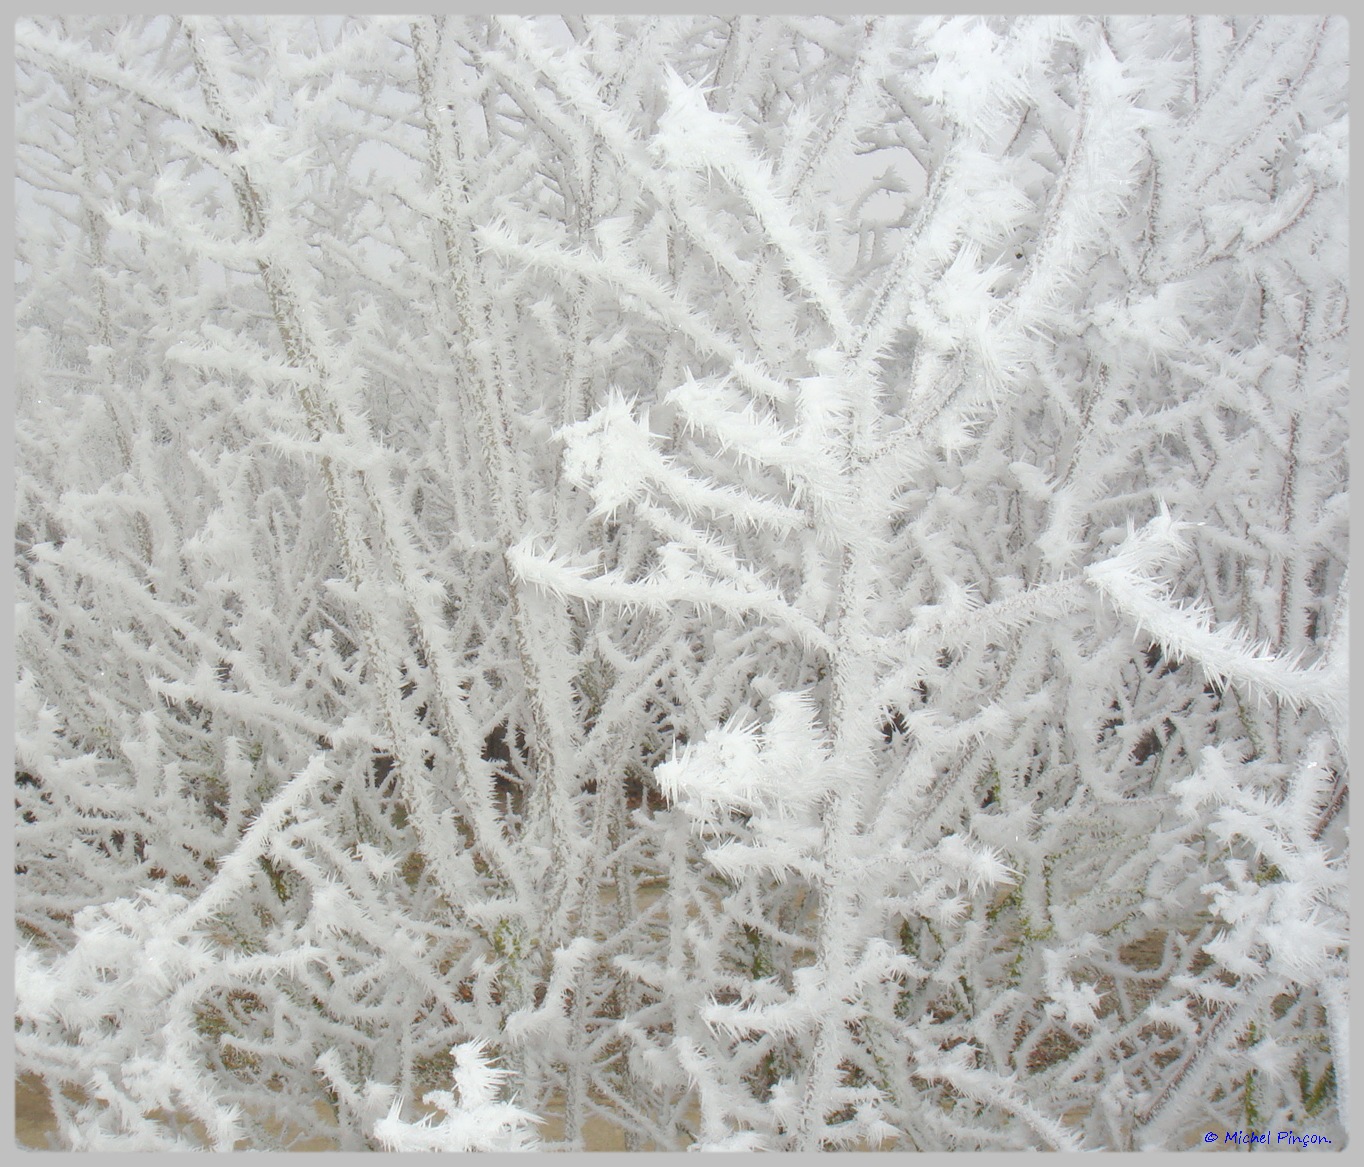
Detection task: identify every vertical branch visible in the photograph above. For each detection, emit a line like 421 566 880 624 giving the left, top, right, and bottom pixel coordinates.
410 16 585 945
179 15 521 908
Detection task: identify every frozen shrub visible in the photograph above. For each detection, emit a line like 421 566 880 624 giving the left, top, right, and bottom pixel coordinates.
15 14 1347 1150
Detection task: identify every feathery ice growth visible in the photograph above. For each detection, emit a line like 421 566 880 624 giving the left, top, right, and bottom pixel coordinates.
14 14 1348 1150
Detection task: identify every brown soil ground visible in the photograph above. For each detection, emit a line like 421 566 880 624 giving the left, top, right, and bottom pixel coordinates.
11 933 1191 1150
15 1072 636 1152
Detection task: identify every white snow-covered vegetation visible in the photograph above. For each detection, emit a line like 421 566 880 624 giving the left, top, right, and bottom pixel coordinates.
14 15 1348 1151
